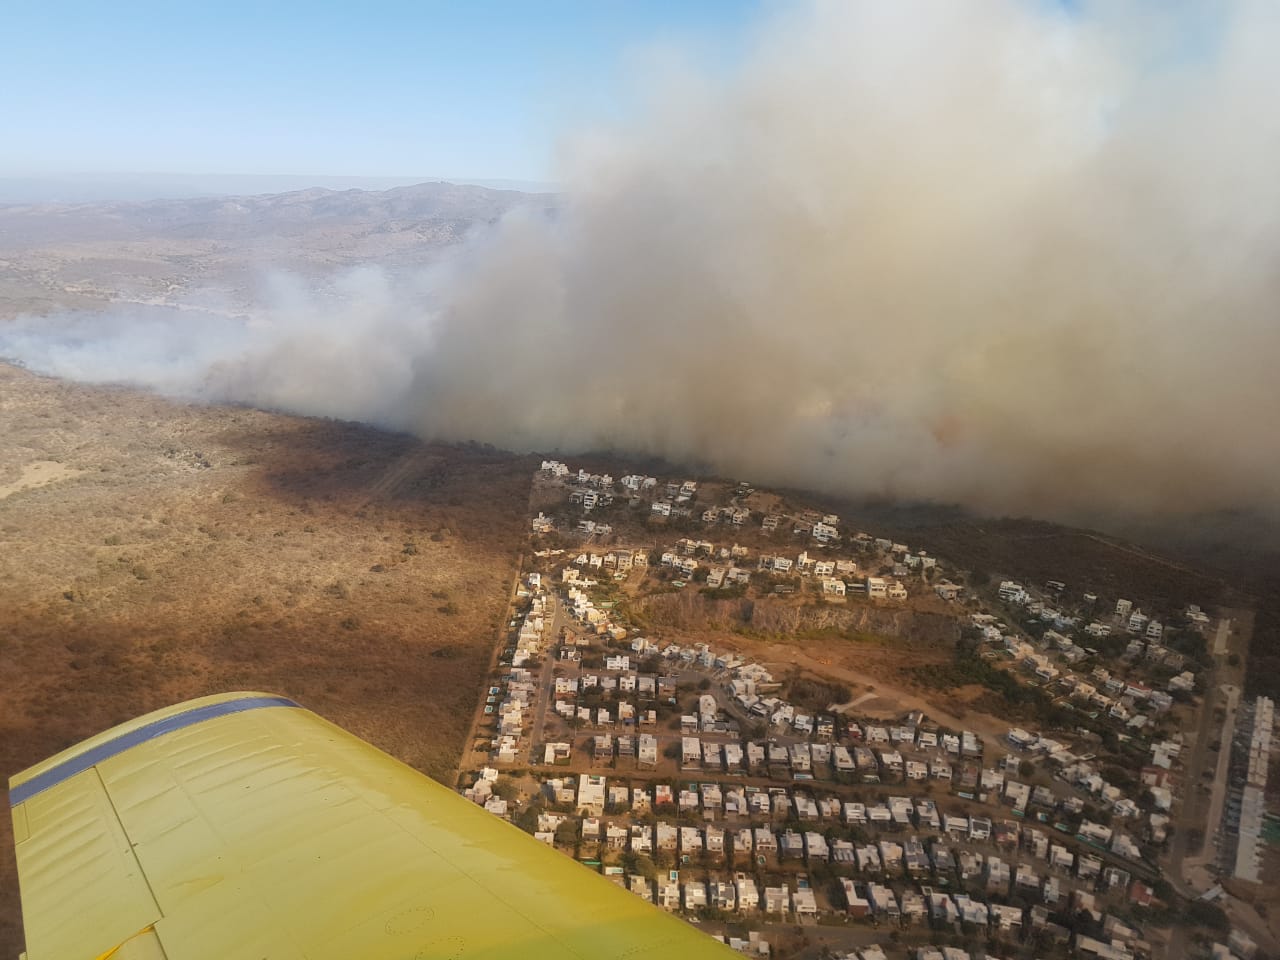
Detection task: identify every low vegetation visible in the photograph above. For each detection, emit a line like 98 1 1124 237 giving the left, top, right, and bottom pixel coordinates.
781 674 853 712
0 364 535 955
911 640 1072 728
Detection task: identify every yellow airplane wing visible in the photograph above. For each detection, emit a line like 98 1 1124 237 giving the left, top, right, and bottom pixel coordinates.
9 692 736 960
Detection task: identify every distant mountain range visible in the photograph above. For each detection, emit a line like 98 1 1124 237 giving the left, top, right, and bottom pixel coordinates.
0 180 553 317
0 180 552 247
0 172 558 205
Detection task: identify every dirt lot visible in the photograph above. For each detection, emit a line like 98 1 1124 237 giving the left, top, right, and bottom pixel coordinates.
0 362 534 954
678 627 1018 744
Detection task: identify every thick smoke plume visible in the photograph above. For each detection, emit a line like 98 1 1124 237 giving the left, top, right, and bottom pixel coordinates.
5 0 1280 522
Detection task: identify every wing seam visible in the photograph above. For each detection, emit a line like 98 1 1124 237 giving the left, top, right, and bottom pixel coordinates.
94 765 166 923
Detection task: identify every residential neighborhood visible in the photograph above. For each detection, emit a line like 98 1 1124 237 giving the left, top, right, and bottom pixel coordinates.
453 461 1267 960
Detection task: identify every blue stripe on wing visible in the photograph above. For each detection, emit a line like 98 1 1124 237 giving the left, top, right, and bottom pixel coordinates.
9 694 299 806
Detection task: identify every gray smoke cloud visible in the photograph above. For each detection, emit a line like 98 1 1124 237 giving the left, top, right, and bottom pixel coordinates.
4 0 1280 522
0 267 438 426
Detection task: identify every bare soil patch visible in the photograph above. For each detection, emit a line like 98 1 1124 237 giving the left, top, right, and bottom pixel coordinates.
0 460 82 500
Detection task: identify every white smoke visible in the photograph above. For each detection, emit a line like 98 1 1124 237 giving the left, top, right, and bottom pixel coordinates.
4 0 1280 522
1 267 439 425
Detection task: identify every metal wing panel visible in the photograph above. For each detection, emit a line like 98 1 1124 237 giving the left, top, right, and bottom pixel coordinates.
11 693 735 960
12 768 162 960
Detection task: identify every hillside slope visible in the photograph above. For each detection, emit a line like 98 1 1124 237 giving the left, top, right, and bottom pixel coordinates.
0 362 534 953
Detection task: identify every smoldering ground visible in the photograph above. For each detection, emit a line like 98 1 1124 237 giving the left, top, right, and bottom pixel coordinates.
3 1 1279 523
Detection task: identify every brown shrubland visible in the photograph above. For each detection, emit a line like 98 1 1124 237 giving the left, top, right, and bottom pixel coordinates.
0 362 533 953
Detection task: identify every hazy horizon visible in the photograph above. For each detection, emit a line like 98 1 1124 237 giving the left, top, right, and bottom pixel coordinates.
0 172 559 205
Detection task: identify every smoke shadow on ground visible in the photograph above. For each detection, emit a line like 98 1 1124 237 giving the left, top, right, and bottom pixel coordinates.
211 415 540 523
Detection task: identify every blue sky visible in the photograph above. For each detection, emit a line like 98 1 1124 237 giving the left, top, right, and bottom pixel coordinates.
2 1 760 182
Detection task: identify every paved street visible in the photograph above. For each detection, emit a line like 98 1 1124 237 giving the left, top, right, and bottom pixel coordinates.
526 595 571 763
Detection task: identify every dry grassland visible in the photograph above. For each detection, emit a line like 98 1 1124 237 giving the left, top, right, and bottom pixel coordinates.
0 362 533 953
